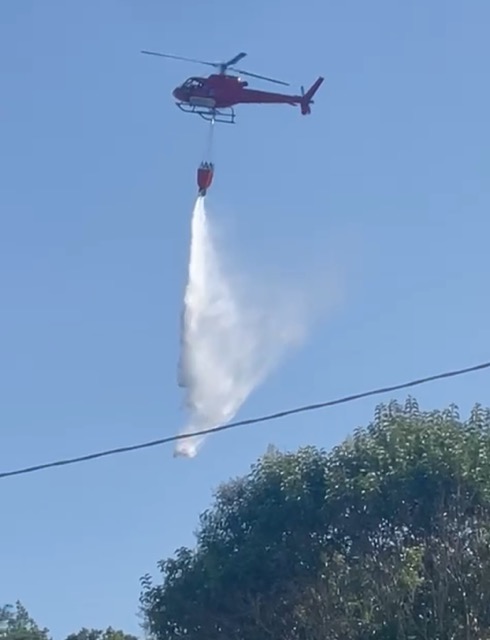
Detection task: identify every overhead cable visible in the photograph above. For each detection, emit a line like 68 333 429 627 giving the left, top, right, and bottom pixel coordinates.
1 360 489 480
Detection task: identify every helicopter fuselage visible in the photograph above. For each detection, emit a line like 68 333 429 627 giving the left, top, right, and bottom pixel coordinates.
172 74 301 109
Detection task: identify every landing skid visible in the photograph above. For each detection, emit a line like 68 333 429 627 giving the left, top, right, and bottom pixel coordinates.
176 102 236 124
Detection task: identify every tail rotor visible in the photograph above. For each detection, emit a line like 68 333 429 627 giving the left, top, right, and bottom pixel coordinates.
299 77 324 115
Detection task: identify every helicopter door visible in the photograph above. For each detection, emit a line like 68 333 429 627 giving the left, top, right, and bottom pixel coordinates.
189 95 217 108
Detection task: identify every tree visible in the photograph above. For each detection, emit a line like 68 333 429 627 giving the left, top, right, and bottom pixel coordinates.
0 603 138 640
65 628 138 640
0 603 49 640
140 398 490 640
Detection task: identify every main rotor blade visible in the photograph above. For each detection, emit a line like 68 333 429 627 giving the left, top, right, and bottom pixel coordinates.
141 50 218 67
230 67 290 86
223 52 247 67
140 50 290 85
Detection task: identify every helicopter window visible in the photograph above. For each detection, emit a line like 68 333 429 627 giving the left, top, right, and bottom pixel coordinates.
183 77 204 89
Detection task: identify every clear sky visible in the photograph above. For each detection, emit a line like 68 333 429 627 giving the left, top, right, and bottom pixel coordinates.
1 0 489 637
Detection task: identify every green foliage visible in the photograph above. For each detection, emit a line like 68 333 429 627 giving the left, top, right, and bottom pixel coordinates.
140 398 490 640
0 603 137 640
0 603 49 640
65 628 138 640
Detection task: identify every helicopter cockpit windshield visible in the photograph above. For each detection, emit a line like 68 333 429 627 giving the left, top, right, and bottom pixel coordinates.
182 77 205 89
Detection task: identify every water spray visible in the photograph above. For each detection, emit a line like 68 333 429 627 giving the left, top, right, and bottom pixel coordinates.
174 194 310 457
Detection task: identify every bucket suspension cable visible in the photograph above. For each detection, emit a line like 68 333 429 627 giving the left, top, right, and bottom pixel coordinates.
197 159 214 196
197 120 216 196
203 117 215 162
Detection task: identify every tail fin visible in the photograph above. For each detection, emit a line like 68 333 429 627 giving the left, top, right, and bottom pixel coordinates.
300 77 324 115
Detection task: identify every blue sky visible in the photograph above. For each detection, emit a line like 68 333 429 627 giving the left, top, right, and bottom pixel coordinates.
1 0 489 637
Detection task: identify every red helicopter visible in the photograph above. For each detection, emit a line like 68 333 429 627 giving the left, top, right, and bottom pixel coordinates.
141 50 324 124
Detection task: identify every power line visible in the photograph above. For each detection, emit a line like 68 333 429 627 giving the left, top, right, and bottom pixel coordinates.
1 360 489 480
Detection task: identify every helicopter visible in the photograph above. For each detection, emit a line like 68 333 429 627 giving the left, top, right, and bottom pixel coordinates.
141 50 324 124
